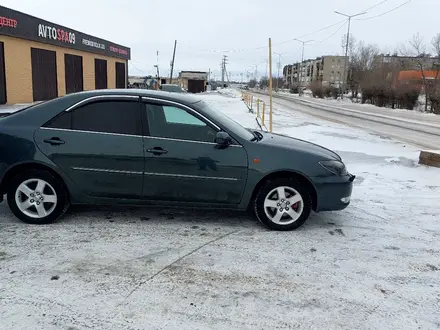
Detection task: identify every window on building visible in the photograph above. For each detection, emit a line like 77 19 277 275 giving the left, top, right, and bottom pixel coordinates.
65 54 84 94
115 62 126 88
0 42 6 105
94 59 108 89
31 48 58 101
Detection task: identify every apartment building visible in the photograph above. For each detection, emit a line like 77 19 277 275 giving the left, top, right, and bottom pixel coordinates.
283 55 348 88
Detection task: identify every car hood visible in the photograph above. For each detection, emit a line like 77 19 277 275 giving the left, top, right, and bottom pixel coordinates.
257 131 341 161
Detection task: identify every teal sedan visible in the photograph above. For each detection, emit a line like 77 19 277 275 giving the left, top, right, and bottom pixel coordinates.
0 89 354 231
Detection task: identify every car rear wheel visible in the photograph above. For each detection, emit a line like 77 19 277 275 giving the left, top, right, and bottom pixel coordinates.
254 177 312 231
7 170 69 224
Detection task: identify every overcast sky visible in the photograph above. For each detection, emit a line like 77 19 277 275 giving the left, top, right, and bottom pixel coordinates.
1 0 437 80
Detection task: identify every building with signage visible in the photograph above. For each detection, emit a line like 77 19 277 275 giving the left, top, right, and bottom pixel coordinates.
0 5 131 104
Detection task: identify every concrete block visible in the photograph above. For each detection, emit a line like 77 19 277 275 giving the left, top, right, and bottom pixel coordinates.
419 150 440 168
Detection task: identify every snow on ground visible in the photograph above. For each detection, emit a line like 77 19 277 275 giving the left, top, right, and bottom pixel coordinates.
1 89 440 329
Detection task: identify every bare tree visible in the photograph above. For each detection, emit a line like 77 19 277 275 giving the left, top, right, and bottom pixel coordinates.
432 33 440 57
348 40 380 99
248 79 258 88
341 34 356 57
259 76 269 88
429 33 440 113
399 33 430 111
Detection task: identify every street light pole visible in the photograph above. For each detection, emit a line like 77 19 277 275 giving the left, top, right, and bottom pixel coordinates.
334 10 366 99
294 39 313 96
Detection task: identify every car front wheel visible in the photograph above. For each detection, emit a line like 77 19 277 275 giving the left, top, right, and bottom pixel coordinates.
7 170 69 224
254 177 312 231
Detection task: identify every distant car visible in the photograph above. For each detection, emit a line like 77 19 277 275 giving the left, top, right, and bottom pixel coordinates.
159 84 185 93
0 89 354 230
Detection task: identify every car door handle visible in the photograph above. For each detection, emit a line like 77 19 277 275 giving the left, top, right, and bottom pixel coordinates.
43 137 65 146
146 147 168 155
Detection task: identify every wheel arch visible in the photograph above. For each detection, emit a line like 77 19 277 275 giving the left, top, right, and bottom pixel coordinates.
0 162 70 196
249 170 318 211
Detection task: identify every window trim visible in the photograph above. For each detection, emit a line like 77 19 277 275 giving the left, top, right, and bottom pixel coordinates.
141 98 221 144
141 97 221 131
65 95 139 112
40 94 243 147
42 95 142 136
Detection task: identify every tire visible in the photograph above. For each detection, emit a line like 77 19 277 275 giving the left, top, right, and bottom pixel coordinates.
7 169 69 224
253 177 312 231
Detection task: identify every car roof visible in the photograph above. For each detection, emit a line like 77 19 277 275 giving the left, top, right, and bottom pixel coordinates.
70 88 200 104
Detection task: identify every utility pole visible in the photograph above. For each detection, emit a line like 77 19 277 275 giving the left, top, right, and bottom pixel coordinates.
293 39 313 96
221 55 228 87
155 50 160 89
274 52 283 92
290 64 294 89
169 40 177 84
334 10 367 99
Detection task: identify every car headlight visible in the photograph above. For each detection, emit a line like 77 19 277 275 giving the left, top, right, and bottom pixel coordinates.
318 160 348 176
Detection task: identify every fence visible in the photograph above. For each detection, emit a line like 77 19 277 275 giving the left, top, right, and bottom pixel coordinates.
241 92 270 131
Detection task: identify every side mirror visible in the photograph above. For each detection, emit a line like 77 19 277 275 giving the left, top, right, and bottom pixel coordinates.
215 131 232 148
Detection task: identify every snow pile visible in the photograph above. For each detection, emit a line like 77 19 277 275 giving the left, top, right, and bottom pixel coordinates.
215 88 242 98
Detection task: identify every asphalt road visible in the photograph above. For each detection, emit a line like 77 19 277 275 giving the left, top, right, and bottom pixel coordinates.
253 92 440 150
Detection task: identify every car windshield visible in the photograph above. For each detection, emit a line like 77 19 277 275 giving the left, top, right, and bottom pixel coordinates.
195 100 256 141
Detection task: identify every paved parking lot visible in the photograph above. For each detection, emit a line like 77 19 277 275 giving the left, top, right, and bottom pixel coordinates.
1 91 440 329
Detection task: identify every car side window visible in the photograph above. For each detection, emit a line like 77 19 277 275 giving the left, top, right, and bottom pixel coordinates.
44 111 72 129
145 103 217 143
45 100 142 136
163 106 205 126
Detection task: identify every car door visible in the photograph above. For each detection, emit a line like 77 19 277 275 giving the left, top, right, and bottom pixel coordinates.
34 96 145 199
141 98 248 204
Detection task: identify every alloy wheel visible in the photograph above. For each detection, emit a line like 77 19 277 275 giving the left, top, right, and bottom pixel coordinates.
263 186 304 225
14 178 58 219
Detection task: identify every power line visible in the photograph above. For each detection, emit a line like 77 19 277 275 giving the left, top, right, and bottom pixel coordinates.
176 18 350 54
130 59 147 66
356 0 412 20
361 0 390 12
314 20 348 44
128 60 145 73
295 19 348 40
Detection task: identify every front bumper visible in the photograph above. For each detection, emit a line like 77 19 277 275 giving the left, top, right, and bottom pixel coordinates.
314 173 355 212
